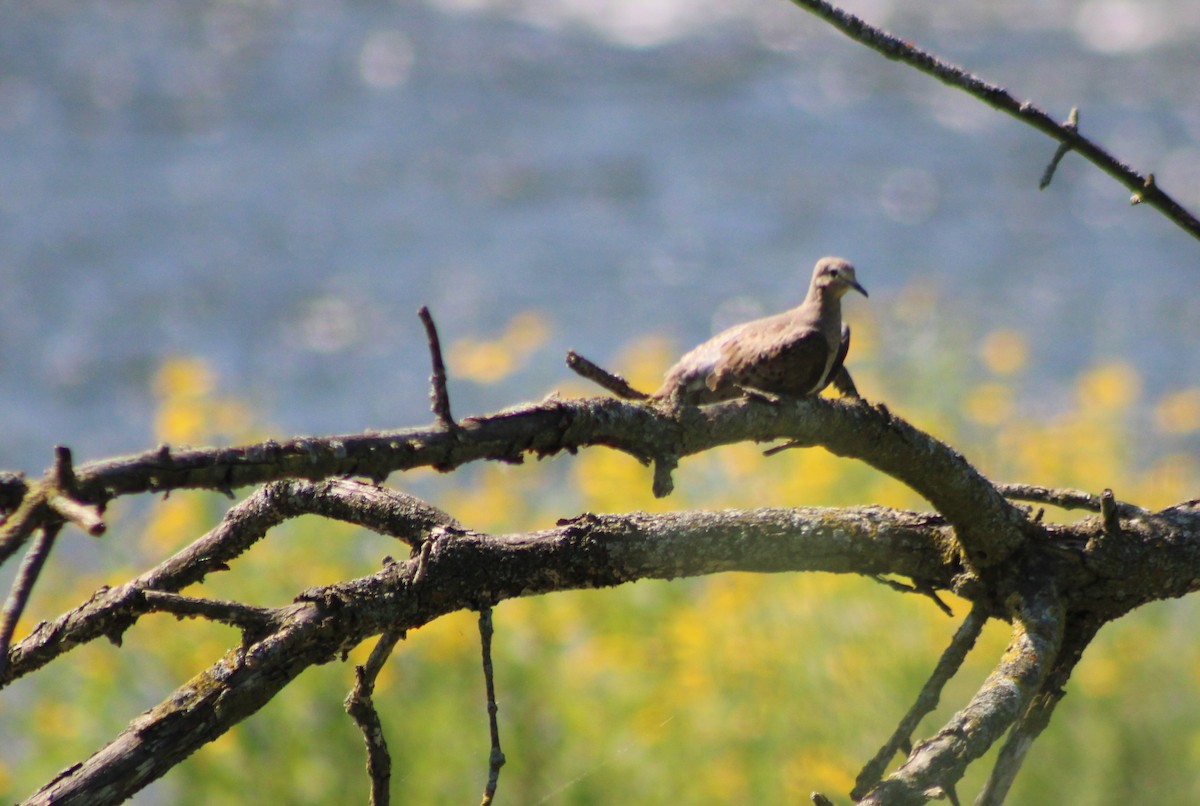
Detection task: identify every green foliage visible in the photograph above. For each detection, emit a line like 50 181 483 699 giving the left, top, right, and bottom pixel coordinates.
4 308 1200 804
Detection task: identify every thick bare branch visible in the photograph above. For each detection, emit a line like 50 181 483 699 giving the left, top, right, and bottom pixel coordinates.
853 602 989 799
859 581 1065 805
19 504 957 805
698 398 1030 568
22 600 328 806
12 473 1200 803
0 395 1030 571
3 479 459 686
975 616 1103 806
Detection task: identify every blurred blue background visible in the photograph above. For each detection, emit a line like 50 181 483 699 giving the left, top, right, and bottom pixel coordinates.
2 0 1198 473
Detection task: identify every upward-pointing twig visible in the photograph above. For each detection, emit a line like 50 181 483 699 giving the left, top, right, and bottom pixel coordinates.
418 306 457 430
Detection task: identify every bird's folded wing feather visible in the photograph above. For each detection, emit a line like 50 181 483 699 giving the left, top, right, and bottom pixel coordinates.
706 326 830 396
825 325 857 397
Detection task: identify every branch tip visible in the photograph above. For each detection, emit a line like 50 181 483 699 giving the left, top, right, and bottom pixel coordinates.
418 305 457 430
52 445 76 489
1100 488 1120 535
565 350 650 400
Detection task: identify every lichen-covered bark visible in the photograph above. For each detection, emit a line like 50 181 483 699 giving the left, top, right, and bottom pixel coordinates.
859 581 1065 805
5 396 1200 805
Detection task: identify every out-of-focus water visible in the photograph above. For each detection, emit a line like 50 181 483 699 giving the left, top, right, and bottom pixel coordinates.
2 0 1199 474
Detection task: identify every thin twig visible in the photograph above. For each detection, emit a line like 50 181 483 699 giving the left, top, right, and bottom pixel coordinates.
0 491 46 565
412 537 434 586
763 438 809 456
478 606 505 806
785 0 1200 243
46 495 106 536
417 306 457 429
565 350 650 400
852 602 987 799
1100 488 1120 535
0 449 87 679
1039 107 1079 189
345 631 404 806
46 446 105 536
870 575 953 617
0 524 61 680
52 445 76 488
997 483 1147 518
140 590 276 632
0 447 106 567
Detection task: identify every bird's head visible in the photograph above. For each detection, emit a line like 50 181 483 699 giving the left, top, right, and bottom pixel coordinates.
811 256 868 299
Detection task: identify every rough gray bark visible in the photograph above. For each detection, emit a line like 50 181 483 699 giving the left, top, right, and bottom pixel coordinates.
4 391 1200 805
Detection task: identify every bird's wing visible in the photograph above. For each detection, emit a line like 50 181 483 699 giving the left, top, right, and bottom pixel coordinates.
825 325 859 398
653 321 750 399
706 325 831 397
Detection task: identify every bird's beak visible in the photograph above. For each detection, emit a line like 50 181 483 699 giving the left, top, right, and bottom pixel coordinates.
851 280 868 298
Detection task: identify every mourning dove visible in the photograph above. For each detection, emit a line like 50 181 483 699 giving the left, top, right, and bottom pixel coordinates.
652 256 867 404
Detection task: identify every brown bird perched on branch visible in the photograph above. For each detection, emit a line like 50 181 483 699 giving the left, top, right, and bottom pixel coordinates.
651 256 867 405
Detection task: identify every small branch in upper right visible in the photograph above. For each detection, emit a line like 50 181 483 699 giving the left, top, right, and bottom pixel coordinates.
785 0 1200 243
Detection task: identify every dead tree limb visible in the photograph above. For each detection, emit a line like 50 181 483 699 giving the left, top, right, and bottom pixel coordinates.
859 580 1065 805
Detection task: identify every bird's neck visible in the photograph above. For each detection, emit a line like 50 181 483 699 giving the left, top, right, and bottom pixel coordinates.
804 284 840 312
802 286 842 340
